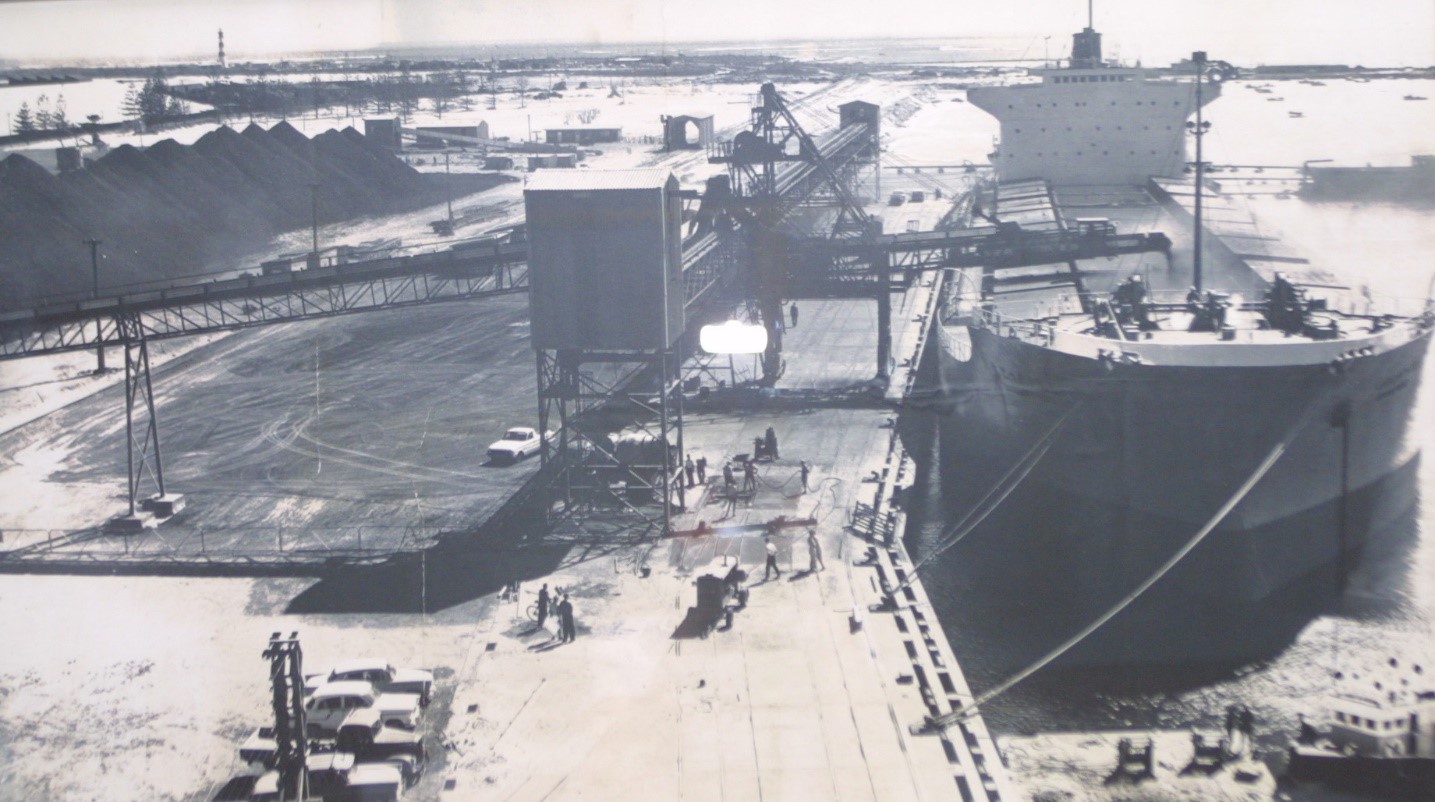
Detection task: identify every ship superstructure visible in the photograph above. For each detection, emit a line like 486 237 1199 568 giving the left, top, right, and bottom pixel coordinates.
969 19 1219 186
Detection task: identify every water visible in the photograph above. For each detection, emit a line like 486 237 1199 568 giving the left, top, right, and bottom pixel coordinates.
899 75 1435 752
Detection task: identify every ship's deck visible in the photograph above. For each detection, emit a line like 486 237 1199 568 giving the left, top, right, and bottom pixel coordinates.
978 304 1425 368
948 177 1432 366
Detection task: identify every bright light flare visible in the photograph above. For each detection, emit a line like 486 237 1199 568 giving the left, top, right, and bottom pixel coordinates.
700 321 768 354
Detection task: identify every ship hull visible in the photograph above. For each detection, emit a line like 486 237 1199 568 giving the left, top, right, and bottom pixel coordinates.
928 323 1429 667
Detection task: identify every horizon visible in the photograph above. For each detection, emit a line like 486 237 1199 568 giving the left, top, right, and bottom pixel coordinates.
1 1 1432 69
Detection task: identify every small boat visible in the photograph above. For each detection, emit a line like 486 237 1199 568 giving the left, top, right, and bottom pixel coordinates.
1287 658 1435 797
1288 111 1304 118
1404 94 1428 101
1267 96 1285 101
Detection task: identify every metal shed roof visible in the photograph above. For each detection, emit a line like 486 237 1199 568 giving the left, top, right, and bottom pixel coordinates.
526 168 673 191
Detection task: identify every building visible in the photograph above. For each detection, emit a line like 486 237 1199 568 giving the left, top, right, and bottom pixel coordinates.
363 118 402 151
414 123 490 148
544 127 622 146
526 154 578 171
661 115 714 151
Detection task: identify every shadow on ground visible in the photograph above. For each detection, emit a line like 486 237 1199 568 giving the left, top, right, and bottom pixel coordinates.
286 507 566 614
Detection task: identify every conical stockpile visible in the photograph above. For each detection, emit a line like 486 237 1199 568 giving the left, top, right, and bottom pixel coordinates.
0 123 502 309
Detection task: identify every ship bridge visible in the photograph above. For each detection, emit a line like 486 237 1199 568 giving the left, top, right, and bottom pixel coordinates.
967 20 1222 187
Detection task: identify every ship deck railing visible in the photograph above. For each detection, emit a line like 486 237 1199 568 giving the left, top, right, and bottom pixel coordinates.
972 299 1428 349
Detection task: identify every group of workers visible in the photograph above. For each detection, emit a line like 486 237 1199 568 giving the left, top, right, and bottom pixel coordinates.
1103 271 1312 335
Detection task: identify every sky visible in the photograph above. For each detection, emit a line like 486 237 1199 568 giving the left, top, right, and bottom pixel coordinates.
0 0 1431 67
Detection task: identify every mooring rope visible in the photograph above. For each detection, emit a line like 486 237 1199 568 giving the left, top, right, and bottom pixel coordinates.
929 389 1329 730
890 398 1083 598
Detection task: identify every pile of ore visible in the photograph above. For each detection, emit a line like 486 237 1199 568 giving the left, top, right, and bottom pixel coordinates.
0 122 500 309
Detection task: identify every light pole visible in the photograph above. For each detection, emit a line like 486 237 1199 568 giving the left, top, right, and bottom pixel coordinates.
1186 51 1213 294
308 182 320 268
444 151 453 227
85 238 105 372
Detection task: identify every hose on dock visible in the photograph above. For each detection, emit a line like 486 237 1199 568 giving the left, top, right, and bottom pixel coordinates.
925 389 1330 731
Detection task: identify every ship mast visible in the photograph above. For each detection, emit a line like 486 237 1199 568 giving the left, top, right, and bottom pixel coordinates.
1188 51 1212 293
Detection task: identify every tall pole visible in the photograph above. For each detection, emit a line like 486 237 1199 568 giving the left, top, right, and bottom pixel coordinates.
1189 51 1209 294
85 238 105 372
444 151 453 225
309 182 320 260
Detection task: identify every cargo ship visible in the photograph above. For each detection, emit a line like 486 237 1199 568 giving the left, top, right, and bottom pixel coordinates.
1300 155 1435 204
930 17 1434 666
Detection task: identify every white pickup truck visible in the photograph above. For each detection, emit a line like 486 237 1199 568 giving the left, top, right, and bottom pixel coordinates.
486 426 552 464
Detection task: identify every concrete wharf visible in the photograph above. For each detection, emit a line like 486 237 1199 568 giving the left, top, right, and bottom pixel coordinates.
435 273 1015 801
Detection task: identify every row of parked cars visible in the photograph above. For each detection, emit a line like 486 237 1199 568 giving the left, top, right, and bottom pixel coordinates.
244 658 436 802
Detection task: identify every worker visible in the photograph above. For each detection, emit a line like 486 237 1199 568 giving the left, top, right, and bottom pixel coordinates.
1267 271 1304 332
1112 274 1152 329
763 537 782 580
790 302 800 328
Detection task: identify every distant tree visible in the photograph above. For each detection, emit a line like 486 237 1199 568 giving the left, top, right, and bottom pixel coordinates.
516 75 529 108
121 83 144 121
34 94 52 129
456 73 473 113
396 67 417 121
50 94 70 131
577 108 599 124
139 76 169 122
165 96 189 118
310 75 323 118
13 102 35 134
429 73 452 118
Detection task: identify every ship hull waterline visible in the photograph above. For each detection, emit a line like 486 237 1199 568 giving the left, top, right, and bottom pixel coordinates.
923 323 1430 668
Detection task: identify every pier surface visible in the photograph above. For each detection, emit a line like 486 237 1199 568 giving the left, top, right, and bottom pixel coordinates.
434 273 1014 801
0 271 1013 801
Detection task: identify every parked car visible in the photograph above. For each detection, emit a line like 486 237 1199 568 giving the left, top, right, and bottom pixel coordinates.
486 426 551 463
250 770 281 802
306 752 405 802
308 658 433 705
337 708 428 763
238 726 279 768
888 192 906 206
335 763 404 802
909 190 925 203
303 681 422 736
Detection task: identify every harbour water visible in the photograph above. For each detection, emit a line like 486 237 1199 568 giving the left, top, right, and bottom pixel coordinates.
903 73 1435 758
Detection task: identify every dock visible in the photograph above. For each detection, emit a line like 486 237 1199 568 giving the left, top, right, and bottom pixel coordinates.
433 273 1015 801
0 81 1021 801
